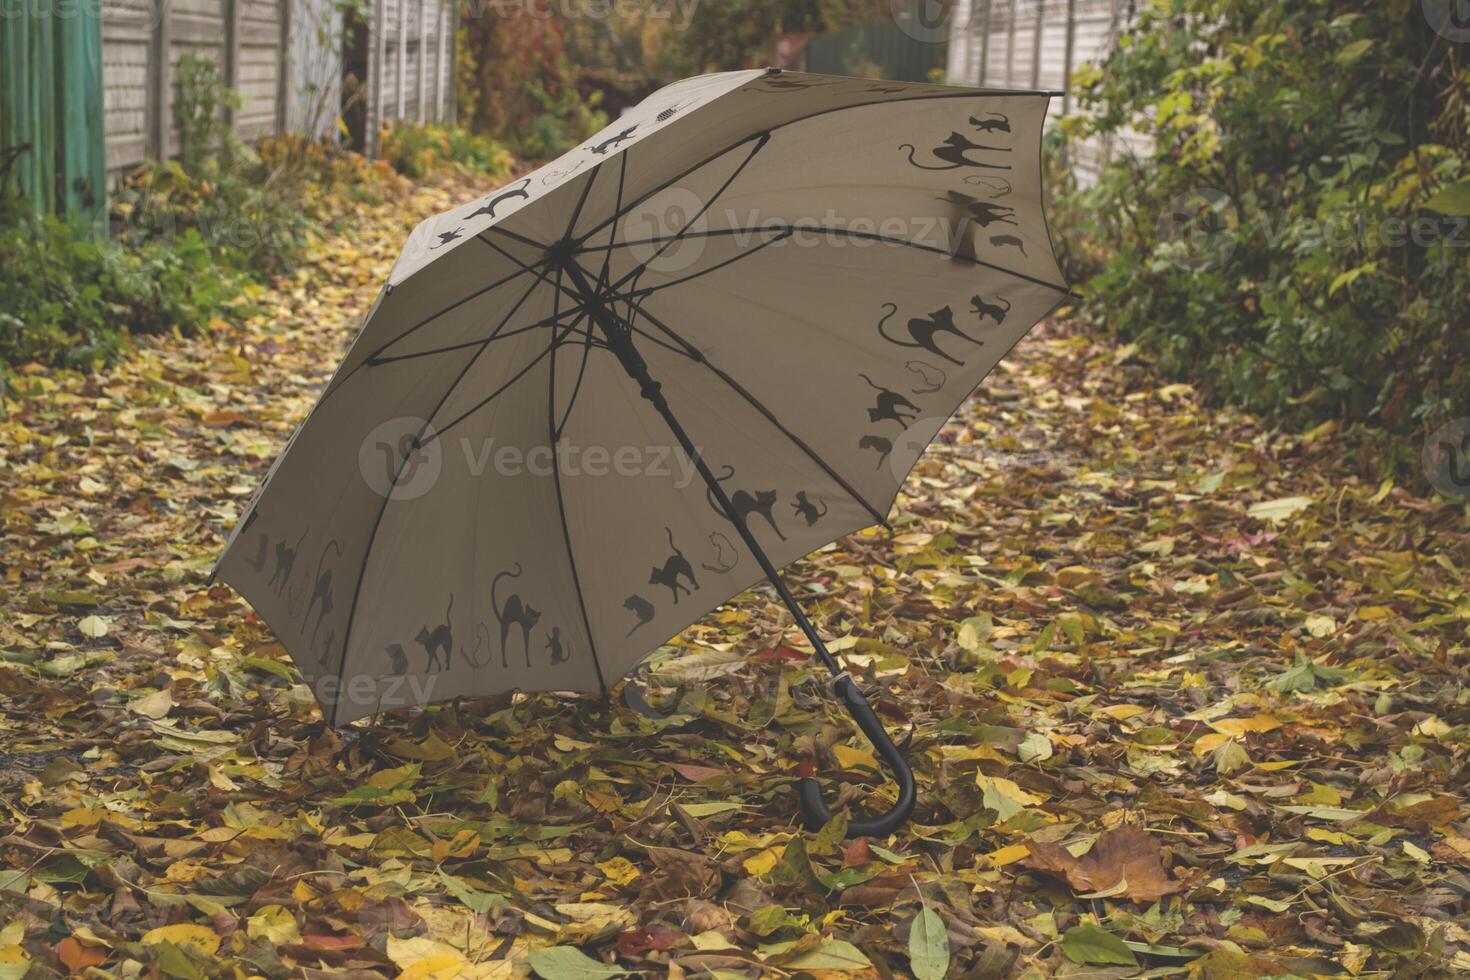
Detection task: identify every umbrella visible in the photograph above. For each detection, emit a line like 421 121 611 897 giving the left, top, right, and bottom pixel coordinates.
214 69 1070 837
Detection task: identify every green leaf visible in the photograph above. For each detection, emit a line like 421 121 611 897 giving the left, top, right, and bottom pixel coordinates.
1061 924 1138 966
528 946 629 980
908 904 950 980
1424 181 1470 216
1334 38 1373 65
782 939 872 971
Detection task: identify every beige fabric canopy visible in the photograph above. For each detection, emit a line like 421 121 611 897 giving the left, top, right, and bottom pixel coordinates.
215 69 1068 727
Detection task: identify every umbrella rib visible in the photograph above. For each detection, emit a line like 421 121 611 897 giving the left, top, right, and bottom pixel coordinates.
578 226 788 252
366 306 591 365
629 298 891 530
626 226 793 297
794 223 1071 294
563 161 600 243
328 274 549 721
481 224 549 253
546 266 607 694
600 150 629 287
429 312 590 443
577 88 1044 246
607 133 770 294
319 260 546 406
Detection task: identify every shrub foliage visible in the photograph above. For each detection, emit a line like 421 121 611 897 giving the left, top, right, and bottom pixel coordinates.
1060 0 1469 449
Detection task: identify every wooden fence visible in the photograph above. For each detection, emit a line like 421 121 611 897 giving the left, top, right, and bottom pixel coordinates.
99 0 456 175
944 0 1145 186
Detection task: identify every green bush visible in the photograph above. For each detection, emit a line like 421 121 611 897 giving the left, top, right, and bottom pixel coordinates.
1058 1 1469 452
0 212 237 369
382 122 516 179
520 84 609 161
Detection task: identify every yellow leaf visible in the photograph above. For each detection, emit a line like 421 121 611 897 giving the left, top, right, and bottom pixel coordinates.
1210 714 1282 736
128 688 173 719
246 905 301 945
1357 605 1393 621
59 806 106 828
832 744 879 770
596 856 641 887
986 843 1031 867
1247 496 1313 523
141 923 221 955
743 847 782 876
1096 703 1148 721
1192 733 1232 757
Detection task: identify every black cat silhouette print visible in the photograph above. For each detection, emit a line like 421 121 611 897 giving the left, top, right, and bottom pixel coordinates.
213 69 1070 838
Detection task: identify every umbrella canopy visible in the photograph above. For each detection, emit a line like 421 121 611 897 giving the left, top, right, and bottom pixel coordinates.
216 70 1068 826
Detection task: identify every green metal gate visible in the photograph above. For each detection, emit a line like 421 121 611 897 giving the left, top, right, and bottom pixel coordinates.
0 0 106 224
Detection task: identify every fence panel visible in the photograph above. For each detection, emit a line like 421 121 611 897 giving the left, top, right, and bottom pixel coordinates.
946 0 1146 187
96 0 456 176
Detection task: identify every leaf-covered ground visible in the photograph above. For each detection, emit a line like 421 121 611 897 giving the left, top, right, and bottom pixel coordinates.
1 171 1468 979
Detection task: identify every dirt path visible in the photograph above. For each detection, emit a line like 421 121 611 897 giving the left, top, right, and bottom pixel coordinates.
0 170 1466 977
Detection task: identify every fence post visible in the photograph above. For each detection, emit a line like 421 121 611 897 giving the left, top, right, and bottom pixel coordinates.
396 0 406 119
978 0 992 86
57 0 106 225
223 0 241 130
417 0 427 120
1062 0 1075 114
1030 0 1044 90
146 0 172 161
276 0 293 135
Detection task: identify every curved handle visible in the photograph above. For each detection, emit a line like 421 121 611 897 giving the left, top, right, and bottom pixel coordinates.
798 674 916 838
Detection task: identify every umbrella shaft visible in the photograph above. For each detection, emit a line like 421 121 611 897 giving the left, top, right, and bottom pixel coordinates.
572 288 842 677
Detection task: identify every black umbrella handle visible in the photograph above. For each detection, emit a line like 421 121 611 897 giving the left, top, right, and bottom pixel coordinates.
798 673 916 838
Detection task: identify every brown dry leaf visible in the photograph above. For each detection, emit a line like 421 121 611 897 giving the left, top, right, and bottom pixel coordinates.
1022 825 1185 903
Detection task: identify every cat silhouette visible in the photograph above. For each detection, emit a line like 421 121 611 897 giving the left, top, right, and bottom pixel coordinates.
706 465 785 541
859 434 893 467
970 294 1011 325
386 643 408 675
246 534 268 573
970 112 1011 134
301 539 342 646
859 373 920 425
467 178 531 220
624 595 655 635
416 595 454 673
649 527 699 604
430 227 463 249
700 532 738 574
590 126 637 154
906 360 946 394
547 627 569 665
1440 433 1470 487
990 234 1028 256
940 193 1017 228
901 133 1012 171
491 564 541 668
792 491 828 527
878 304 983 366
269 529 307 596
